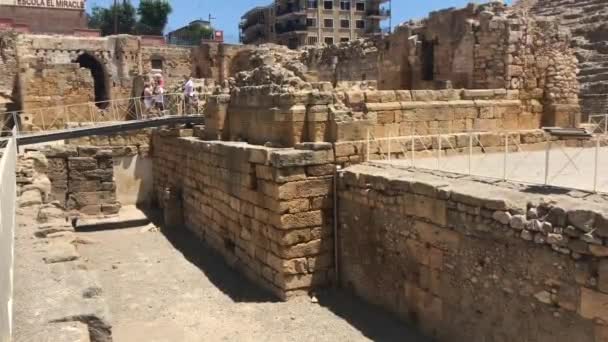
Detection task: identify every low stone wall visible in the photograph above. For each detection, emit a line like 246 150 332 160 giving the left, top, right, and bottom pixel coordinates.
205 87 543 149
151 129 335 300
338 163 608 341
40 146 121 216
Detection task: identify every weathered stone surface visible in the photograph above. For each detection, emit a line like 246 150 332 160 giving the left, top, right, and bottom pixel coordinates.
19 190 42 207
510 215 527 230
568 209 595 232
492 211 512 225
43 241 79 264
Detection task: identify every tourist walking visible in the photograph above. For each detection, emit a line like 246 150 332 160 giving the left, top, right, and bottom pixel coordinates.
153 74 165 114
142 82 153 118
183 75 195 114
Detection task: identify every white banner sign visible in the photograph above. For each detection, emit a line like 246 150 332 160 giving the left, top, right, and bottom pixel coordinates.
7 0 85 10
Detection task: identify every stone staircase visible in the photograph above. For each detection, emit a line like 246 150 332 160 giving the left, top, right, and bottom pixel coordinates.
527 0 608 119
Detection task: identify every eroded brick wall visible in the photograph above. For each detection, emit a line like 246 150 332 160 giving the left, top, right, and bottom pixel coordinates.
152 129 335 300
338 163 608 341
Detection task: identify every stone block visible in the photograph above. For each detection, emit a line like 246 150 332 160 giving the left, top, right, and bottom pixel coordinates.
413 221 460 251
256 165 306 184
275 178 333 201
306 164 335 177
272 211 323 230
68 157 97 171
70 169 113 182
67 191 115 208
269 149 333 168
278 239 326 259
580 287 608 321
406 195 447 226
68 180 100 192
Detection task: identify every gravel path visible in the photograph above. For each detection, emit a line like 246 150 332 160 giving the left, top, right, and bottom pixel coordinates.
78 219 429 342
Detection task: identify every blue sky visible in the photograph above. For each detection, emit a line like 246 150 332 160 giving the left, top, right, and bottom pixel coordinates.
87 0 513 43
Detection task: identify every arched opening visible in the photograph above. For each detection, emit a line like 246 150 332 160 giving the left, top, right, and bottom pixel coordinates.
75 53 110 109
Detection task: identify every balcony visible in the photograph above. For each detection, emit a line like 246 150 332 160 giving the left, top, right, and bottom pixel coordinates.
366 8 391 19
276 5 306 18
275 22 308 35
365 26 390 35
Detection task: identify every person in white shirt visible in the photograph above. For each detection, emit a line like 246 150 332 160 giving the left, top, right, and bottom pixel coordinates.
153 74 165 114
142 82 153 118
183 75 195 114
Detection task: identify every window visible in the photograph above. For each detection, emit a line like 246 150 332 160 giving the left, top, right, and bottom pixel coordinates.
340 19 349 28
307 0 318 8
324 0 333 10
356 2 365 11
306 18 316 27
324 18 334 28
340 1 350 10
307 36 319 45
340 37 350 42
356 20 365 29
324 37 334 45
151 58 163 70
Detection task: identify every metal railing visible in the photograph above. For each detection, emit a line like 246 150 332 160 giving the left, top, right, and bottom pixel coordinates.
1 92 206 137
337 130 608 194
588 114 608 134
0 128 16 341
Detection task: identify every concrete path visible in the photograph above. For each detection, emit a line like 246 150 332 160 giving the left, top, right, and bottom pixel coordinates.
77 218 429 342
376 145 608 193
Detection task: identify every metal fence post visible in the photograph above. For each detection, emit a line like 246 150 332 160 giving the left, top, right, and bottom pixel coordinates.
366 128 370 162
544 138 552 185
503 133 508 181
387 131 391 161
594 136 600 192
437 134 442 170
468 132 473 175
411 134 415 167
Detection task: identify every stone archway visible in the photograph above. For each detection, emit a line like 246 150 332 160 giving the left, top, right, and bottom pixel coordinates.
74 53 110 109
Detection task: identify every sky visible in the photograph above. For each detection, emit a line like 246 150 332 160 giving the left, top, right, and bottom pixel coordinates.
86 0 513 43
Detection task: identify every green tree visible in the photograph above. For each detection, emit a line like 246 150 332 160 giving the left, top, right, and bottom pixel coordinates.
180 23 214 44
88 1 136 36
136 0 172 35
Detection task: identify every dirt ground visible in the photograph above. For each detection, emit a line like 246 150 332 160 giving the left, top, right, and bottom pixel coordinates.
77 216 429 342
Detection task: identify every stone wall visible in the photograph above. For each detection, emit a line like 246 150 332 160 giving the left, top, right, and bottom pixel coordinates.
338 163 608 341
205 87 545 149
152 129 335 300
522 0 608 119
15 34 142 101
191 43 255 84
40 145 121 217
0 31 18 110
19 63 94 129
141 45 193 87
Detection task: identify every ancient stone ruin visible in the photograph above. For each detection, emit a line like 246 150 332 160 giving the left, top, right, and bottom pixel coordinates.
2 1 608 342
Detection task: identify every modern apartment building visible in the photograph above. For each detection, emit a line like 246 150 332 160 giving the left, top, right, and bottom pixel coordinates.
240 0 391 49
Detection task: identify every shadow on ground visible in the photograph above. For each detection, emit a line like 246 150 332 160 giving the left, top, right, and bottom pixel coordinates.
144 207 431 342
316 290 432 342
143 209 279 303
